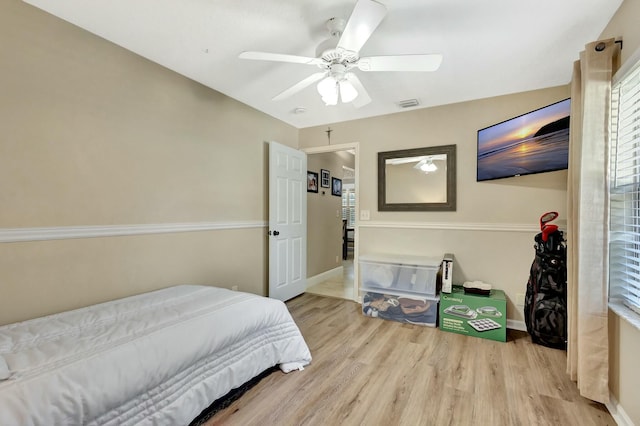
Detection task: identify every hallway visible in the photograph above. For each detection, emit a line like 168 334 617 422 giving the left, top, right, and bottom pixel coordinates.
306 259 354 300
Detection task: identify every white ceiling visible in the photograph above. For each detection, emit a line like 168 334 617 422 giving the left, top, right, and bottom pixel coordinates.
23 0 622 129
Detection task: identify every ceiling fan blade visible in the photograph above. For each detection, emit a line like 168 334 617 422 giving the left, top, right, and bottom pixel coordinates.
357 54 443 72
239 51 324 65
337 0 387 54
386 156 426 165
272 72 326 101
345 73 371 108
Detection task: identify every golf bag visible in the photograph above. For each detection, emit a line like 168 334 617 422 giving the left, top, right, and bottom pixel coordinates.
524 214 567 350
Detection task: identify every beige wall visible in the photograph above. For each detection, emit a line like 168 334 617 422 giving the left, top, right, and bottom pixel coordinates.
300 85 569 324
307 152 354 277
0 230 265 325
0 0 297 325
2 0 638 422
600 0 640 423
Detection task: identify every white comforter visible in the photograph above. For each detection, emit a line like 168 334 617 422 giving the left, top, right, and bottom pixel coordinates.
0 285 311 426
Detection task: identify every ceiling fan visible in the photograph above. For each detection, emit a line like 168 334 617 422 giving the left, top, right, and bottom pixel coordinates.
387 154 445 173
238 0 443 107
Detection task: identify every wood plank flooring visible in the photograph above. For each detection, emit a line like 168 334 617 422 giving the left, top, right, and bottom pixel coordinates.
204 294 614 426
306 259 354 300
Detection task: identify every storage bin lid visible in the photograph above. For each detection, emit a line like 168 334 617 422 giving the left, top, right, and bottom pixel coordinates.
362 290 440 302
359 253 443 267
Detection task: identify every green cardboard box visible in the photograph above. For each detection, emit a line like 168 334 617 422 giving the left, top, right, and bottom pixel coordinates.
439 285 506 342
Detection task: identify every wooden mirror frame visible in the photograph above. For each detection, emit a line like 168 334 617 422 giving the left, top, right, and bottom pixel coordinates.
378 144 457 211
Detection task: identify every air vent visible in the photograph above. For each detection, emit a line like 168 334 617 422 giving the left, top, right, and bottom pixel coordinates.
397 99 420 109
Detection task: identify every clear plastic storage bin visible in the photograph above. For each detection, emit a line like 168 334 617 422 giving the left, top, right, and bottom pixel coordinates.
359 253 442 297
362 290 439 327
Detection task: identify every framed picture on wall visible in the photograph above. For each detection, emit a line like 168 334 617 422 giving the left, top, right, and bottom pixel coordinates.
320 169 330 188
307 171 319 193
331 177 342 196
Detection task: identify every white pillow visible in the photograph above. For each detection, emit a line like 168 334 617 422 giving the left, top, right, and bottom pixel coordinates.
0 355 10 380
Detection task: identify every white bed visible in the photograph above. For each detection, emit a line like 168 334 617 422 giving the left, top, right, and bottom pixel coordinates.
0 285 311 425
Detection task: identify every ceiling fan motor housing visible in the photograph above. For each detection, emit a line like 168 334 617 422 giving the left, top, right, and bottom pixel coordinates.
329 63 348 80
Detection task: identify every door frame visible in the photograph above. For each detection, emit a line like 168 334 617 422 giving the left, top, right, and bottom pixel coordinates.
303 142 360 302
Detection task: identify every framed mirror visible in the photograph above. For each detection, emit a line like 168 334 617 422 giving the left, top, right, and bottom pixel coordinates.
378 144 456 211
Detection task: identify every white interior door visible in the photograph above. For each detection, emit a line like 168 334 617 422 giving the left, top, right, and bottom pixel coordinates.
268 141 307 301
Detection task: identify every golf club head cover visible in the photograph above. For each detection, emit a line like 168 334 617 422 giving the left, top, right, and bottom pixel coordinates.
541 224 558 242
539 211 559 230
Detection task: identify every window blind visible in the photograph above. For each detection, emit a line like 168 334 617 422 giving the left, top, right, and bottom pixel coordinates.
342 188 356 228
609 55 640 316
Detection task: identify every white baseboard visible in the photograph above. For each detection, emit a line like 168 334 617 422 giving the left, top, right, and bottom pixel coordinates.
307 266 343 288
507 319 527 331
606 393 636 426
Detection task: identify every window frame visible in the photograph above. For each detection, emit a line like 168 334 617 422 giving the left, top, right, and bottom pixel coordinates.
608 46 640 330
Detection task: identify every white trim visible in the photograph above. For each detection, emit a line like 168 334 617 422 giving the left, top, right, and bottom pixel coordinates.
606 393 635 426
303 142 360 302
506 319 527 331
306 266 344 288
0 221 267 243
609 300 640 332
613 43 640 86
303 142 357 155
358 221 538 233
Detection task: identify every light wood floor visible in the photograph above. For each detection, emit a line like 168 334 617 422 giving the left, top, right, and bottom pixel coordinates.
305 259 354 300
204 294 614 426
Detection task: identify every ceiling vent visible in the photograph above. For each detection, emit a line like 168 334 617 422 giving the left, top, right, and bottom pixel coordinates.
397 99 420 109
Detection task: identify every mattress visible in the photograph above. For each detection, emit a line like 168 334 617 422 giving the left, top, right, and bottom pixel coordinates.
0 285 311 425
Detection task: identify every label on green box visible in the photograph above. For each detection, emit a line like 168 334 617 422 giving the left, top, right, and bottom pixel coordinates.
439 286 507 342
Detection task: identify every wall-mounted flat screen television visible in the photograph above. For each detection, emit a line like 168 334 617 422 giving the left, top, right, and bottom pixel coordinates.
477 98 571 182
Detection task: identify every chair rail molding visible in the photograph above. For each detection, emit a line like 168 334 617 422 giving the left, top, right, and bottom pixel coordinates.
0 221 267 243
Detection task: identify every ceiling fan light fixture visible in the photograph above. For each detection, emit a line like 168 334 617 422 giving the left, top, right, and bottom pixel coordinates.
339 79 358 103
421 162 438 173
317 76 336 96
317 76 340 105
415 158 438 173
322 94 339 106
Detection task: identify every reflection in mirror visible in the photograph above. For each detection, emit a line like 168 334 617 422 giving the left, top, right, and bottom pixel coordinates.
378 145 456 211
385 154 448 203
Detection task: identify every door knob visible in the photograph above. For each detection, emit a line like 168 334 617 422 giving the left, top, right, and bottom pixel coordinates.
273 230 280 236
